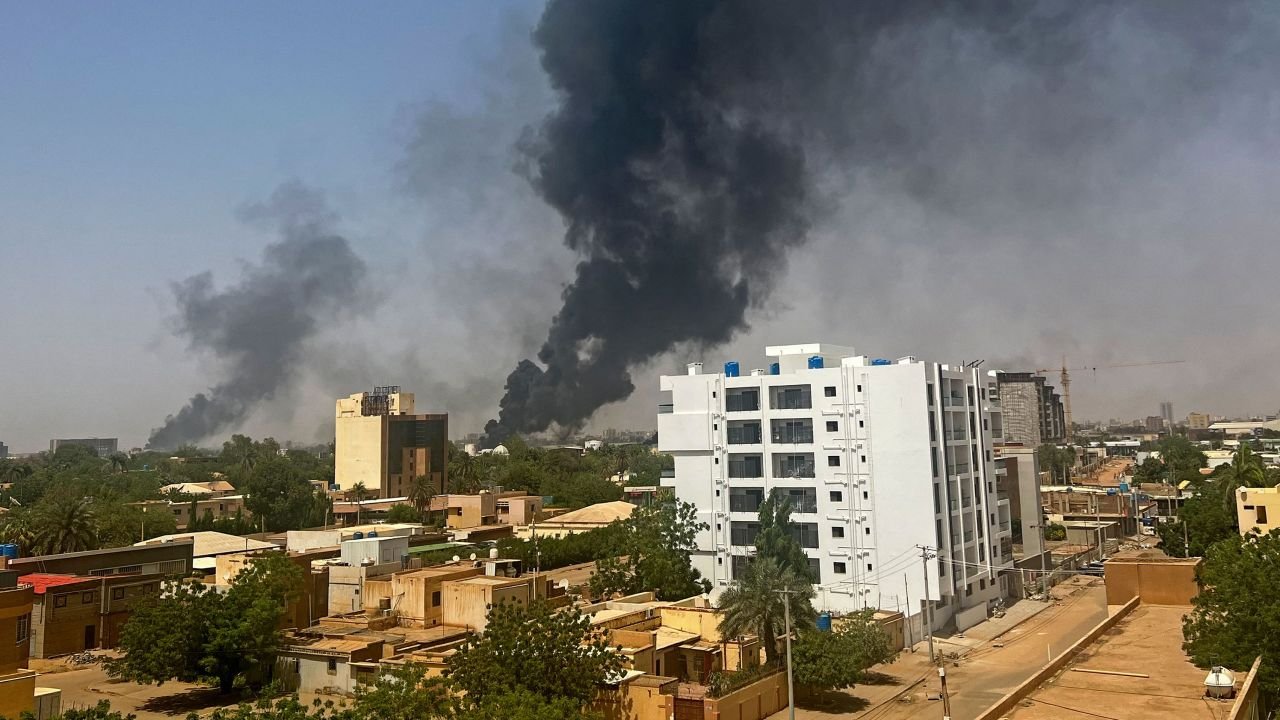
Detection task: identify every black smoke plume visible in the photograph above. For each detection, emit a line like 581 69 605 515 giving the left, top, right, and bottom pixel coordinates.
484 0 817 445
148 182 372 449
484 0 1272 445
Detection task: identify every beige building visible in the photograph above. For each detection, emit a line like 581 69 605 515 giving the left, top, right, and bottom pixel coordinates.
1186 412 1210 430
516 500 635 539
334 387 447 498
1236 486 1280 535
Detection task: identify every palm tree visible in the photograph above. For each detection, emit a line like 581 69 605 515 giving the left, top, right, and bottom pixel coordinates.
0 511 35 556
1220 443 1267 510
408 475 437 525
717 557 817 666
349 482 369 525
108 452 130 474
31 495 97 554
0 461 32 484
448 448 477 494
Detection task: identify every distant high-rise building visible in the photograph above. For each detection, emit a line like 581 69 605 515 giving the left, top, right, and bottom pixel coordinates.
49 438 118 457
1160 401 1174 427
1145 416 1165 433
0 441 7 459
996 373 1065 446
334 387 447 498
1187 412 1210 430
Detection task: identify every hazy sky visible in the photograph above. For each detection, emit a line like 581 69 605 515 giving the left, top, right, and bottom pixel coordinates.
3 1 1280 453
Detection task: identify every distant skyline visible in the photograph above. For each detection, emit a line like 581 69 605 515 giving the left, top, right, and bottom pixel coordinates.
5 2 1280 452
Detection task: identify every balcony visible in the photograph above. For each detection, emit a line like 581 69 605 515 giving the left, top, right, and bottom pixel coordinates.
948 464 970 476
658 403 673 414
727 424 762 445
726 389 760 413
772 428 814 444
999 520 1011 533
769 386 812 411
943 396 966 408
944 429 968 442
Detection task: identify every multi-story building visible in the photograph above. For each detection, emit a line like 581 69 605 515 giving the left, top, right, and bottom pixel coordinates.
1160 401 1174 428
334 387 447 498
48 438 118 458
0 441 8 459
0 570 37 718
1144 415 1165 433
995 373 1064 446
1187 412 1210 430
658 343 1013 631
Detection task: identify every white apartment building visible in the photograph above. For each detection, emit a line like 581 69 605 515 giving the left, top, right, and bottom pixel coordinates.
658 343 1014 632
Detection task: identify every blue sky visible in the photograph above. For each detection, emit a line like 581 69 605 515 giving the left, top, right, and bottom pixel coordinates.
0 1 544 452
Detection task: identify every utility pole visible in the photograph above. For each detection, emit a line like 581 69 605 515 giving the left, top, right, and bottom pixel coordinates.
918 545 937 662
939 666 953 720
903 572 913 650
776 587 797 720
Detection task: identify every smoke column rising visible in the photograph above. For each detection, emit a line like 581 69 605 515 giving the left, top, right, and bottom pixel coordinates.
148 181 373 449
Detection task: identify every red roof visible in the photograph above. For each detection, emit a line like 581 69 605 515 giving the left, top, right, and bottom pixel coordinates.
19 574 93 595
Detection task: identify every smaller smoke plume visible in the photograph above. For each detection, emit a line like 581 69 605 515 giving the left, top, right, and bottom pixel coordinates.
148 181 373 449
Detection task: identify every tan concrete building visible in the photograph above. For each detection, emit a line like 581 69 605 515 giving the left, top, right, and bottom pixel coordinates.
1236 486 1280 535
0 571 38 720
515 500 635 539
1186 412 1210 430
334 387 447 498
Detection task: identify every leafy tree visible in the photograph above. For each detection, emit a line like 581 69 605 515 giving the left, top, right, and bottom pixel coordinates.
542 472 622 509
244 458 320 532
30 492 97 554
1216 444 1267 509
1184 530 1280 695
407 475 437 523
791 610 897 697
1036 444 1076 484
755 490 813 581
589 496 709 600
448 600 623 708
454 689 601 720
385 504 419 524
1043 522 1066 541
107 554 303 693
717 557 816 666
1158 475 1238 557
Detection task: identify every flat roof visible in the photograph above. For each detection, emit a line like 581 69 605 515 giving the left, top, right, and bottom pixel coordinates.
20 574 96 595
1006 605 1234 720
137 532 278 557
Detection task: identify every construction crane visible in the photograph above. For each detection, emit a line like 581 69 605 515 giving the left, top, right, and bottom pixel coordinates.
1033 359 1186 441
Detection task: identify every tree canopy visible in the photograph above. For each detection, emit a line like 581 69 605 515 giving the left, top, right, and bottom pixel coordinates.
107 554 303 693
588 494 709 600
791 610 897 696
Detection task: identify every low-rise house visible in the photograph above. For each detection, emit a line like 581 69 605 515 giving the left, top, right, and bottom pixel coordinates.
1236 486 1280 535
23 575 103 659
0 570 43 720
287 524 425 554
131 494 249 531
515 501 635 539
137 531 278 575
6 542 193 579
494 492 543 526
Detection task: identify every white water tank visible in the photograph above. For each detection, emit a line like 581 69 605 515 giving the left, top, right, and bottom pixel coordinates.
1204 666 1235 699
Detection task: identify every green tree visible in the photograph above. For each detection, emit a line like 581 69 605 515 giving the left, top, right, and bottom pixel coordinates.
455 689 601 720
1036 444 1075 484
717 557 816 666
447 600 623 708
243 458 318 532
755 490 813 581
1043 522 1067 541
542 472 622 509
1184 530 1280 695
107 554 303 693
791 610 897 698
1217 444 1267 509
30 492 97 554
588 496 709 601
407 475 437 524
222 434 259 471
1157 476 1237 557
385 504 419 523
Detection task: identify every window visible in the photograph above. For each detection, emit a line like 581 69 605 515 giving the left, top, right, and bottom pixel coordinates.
827 456 841 467
979 578 986 590
856 384 862 392
862 491 868 500
1259 506 1269 524
927 383 934 405
16 613 29 644
858 420 864 428
54 595 67 609
327 658 338 674
143 583 156 594
931 452 938 477
729 487 764 513
866 563 873 572
791 523 820 548
829 491 842 502
831 526 845 538
833 562 847 575
826 420 838 432
432 591 441 607
824 386 836 397
112 588 125 601
865 526 871 535
860 455 866 463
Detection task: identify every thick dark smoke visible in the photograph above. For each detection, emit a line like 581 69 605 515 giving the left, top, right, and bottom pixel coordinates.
484 0 817 445
148 181 373 449
485 0 1280 443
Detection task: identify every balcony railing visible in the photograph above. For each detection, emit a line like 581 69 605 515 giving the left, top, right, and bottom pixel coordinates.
999 521 1011 532
772 429 814 444
943 396 966 408
948 464 970 476
727 427 762 444
776 464 816 478
945 430 968 441
726 395 760 412
658 404 673 414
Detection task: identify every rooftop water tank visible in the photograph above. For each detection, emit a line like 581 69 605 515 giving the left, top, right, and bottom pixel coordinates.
816 612 833 632
871 358 892 366
808 356 824 369
724 361 740 378
769 362 780 375
353 531 364 540
367 531 378 538
1204 666 1236 698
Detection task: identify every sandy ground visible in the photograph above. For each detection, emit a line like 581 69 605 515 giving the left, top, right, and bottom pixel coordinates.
769 576 1109 720
34 656 248 720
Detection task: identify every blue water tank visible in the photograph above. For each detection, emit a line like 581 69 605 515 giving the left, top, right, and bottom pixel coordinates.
0 544 17 559
1118 482 1130 493
367 531 379 538
724 361 740 378
769 362 780 375
353 531 365 540
816 612 833 632
808 356 824 369
871 358 892 366
1106 488 1118 496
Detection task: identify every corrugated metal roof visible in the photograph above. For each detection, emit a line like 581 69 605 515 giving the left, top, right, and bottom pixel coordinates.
20 574 94 595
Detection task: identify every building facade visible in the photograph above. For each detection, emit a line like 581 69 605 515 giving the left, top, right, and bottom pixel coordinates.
0 571 35 719
658 343 1014 630
0 441 8 459
1160 401 1174 428
334 387 448 498
1186 412 1210 430
995 373 1064 447
48 438 118 458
